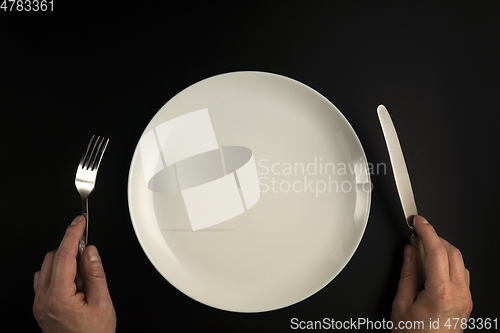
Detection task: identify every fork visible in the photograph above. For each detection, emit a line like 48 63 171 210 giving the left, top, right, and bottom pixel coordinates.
75 135 109 257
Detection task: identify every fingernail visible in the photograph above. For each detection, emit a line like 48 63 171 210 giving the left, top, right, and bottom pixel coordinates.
404 246 414 262
85 246 101 262
71 216 85 225
414 215 429 225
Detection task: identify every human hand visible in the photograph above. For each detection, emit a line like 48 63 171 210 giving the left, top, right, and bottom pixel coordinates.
33 216 116 333
391 215 472 332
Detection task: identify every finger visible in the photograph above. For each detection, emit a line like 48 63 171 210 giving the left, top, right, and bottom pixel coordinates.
51 216 86 291
465 269 470 288
440 237 467 287
37 251 56 293
413 215 450 285
80 245 113 306
393 245 423 308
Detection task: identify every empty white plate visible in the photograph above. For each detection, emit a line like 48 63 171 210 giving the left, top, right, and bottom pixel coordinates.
127 71 371 312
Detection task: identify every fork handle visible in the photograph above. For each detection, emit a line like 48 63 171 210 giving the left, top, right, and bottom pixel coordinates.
79 198 88 257
76 199 88 292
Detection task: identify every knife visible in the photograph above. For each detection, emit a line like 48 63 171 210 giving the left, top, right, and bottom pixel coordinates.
377 105 426 278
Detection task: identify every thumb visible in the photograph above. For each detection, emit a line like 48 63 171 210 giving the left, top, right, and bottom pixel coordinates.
80 245 112 305
393 244 423 308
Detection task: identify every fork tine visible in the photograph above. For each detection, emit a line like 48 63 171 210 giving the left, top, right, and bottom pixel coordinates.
84 136 101 169
88 137 109 171
89 137 109 171
94 138 109 171
88 137 103 170
79 135 95 168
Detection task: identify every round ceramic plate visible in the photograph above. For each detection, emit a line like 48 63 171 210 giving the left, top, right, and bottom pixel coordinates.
128 71 371 312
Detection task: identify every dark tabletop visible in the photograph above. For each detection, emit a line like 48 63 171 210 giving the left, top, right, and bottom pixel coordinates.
2 2 499 332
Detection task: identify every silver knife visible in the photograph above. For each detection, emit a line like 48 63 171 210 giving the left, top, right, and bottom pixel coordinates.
377 105 426 276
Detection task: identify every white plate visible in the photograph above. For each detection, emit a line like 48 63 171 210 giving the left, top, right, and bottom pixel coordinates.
128 71 371 312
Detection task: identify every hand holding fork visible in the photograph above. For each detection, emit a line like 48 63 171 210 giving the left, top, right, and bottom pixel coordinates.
33 136 115 332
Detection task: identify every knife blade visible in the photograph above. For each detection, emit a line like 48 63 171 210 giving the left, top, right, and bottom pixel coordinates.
377 104 426 277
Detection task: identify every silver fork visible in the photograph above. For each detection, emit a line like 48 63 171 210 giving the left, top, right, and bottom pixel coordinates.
75 135 109 256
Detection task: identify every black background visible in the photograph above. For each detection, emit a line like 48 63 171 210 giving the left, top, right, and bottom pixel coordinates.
2 2 499 332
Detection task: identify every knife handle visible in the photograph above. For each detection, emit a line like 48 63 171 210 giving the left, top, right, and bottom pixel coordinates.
409 234 426 281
